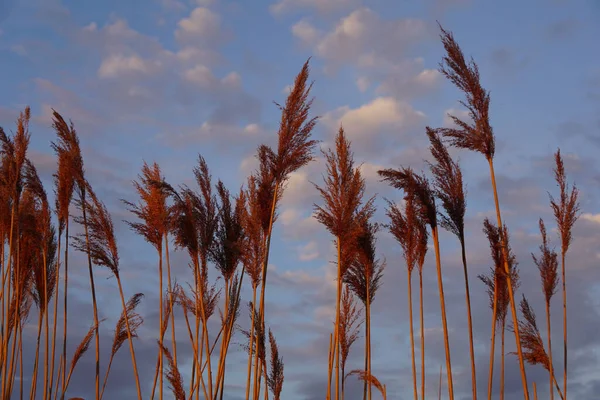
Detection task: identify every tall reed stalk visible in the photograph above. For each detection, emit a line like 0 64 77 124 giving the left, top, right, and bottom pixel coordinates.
437 25 529 399
378 167 454 400
315 128 375 400
345 221 384 400
532 219 559 400
549 149 579 400
479 219 520 400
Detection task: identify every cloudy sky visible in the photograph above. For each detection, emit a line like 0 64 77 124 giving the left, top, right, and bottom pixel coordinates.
1 0 600 399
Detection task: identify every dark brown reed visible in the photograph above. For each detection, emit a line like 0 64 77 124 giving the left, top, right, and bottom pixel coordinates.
50 109 82 399
61 319 104 400
377 166 454 400
314 127 375 400
348 370 386 400
514 297 564 400
123 161 170 400
339 287 362 400
253 58 318 400
425 126 478 399
158 341 186 400
100 293 144 400
532 219 559 400
414 205 429 400
385 193 421 400
479 219 519 400
267 329 284 400
549 149 580 400
437 24 529 399
73 183 142 399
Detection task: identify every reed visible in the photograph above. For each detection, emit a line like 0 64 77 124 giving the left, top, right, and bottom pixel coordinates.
378 167 454 400
549 149 580 400
532 219 559 400
315 127 375 400
479 219 520 400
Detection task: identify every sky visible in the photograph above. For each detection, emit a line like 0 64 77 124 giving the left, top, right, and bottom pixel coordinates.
1 0 600 399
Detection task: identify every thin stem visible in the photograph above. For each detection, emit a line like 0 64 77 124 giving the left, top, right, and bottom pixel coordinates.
116 277 142 400
432 227 454 400
489 158 530 400
408 269 418 400
460 238 477 400
419 270 425 400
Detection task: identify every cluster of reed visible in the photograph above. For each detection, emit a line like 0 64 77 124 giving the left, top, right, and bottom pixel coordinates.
314 25 580 400
0 24 582 400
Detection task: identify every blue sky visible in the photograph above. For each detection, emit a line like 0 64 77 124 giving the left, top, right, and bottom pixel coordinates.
1 0 600 399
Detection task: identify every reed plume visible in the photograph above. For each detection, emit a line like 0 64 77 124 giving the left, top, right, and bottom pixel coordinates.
437 24 529 399
158 341 186 400
100 293 144 400
50 109 81 398
532 219 559 400
348 370 386 400
339 287 362 400
254 58 318 400
386 193 421 400
61 320 104 400
267 329 284 400
378 166 454 400
425 126 477 399
315 127 375 400
24 160 58 400
549 149 580 400
514 296 564 400
240 176 268 400
123 161 171 400
479 219 519 400
73 183 142 399
343 221 383 400
0 107 31 398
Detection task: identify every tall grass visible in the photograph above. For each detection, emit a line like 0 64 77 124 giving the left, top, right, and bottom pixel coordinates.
0 31 591 400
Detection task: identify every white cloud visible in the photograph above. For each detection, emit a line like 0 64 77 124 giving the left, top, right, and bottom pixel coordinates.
221 71 241 88
582 213 600 224
323 96 425 140
183 64 215 86
313 8 427 64
176 7 220 40
291 19 321 46
98 54 159 78
270 0 358 15
298 240 320 261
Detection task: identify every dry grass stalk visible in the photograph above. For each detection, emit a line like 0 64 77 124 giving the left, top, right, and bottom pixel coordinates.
123 161 170 400
385 193 421 400
348 370 386 400
158 341 186 400
426 126 477 399
415 211 428 400
74 184 142 399
49 109 81 399
514 297 564 400
267 329 284 400
549 149 580 400
437 24 530 399
315 127 375 400
532 219 559 400
343 220 383 400
378 167 454 400
479 219 519 400
339 287 362 400
100 293 144 399
61 319 104 400
0 107 31 398
254 58 318 400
